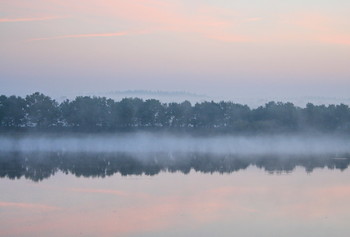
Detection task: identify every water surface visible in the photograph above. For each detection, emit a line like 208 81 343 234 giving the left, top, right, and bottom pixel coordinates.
1 151 350 237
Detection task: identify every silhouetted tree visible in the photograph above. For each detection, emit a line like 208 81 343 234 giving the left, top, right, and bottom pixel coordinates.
137 99 165 127
25 92 59 128
114 98 143 128
0 92 349 133
60 96 112 130
0 95 26 127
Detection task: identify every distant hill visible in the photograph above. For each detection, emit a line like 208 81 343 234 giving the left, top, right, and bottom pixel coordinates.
107 90 207 97
100 90 209 103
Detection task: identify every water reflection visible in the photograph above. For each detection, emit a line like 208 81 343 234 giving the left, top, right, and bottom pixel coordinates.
1 166 350 237
1 152 349 181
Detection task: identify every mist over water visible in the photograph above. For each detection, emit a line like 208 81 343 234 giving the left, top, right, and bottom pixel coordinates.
2 134 350 237
1 133 350 156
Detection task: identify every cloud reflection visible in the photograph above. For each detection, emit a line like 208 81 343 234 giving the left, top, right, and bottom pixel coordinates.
2 169 350 236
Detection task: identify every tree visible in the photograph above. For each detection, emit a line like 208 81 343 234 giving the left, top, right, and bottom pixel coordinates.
193 101 223 128
114 98 143 128
137 99 165 127
60 96 112 130
0 95 7 126
25 92 59 128
1 95 26 127
221 102 250 130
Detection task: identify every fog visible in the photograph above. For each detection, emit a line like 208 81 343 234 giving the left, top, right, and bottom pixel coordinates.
1 133 350 156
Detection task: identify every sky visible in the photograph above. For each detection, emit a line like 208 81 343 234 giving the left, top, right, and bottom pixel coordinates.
1 0 350 100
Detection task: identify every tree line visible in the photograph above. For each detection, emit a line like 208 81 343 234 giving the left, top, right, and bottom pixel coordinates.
1 92 350 133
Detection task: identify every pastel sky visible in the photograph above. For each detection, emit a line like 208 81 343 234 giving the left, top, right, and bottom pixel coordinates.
1 0 350 99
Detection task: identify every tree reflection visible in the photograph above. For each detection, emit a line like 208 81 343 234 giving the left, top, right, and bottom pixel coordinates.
0 152 349 182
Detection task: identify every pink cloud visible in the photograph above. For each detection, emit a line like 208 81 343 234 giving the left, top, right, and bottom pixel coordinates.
27 32 129 41
283 12 332 32
318 34 350 45
206 33 253 43
16 0 251 43
0 201 59 211
278 11 350 46
245 17 263 22
3 1 350 46
0 16 64 23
